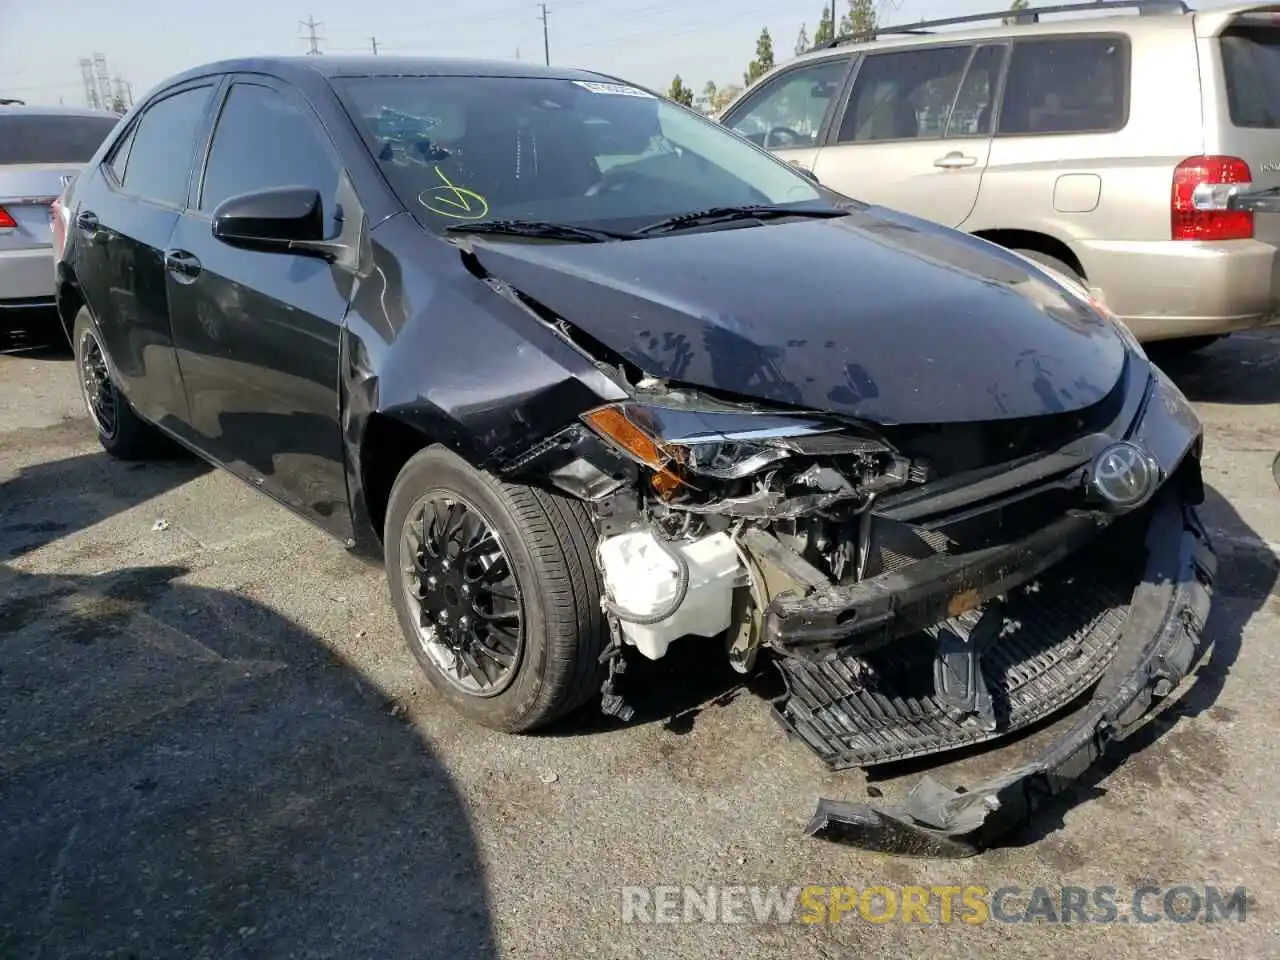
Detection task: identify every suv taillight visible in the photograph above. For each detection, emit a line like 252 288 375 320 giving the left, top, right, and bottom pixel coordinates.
0 206 15 230
1172 156 1254 241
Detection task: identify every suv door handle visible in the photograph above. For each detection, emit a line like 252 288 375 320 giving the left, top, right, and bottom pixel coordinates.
934 152 978 169
164 248 202 284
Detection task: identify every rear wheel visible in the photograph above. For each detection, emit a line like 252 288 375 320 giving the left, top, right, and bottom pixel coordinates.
384 446 607 732
72 308 171 460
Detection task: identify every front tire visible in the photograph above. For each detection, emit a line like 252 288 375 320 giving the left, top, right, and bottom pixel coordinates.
72 308 170 460
384 446 607 732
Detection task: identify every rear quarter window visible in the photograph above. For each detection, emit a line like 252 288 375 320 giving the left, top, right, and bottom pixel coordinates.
998 36 1129 136
0 114 120 164
1220 28 1280 128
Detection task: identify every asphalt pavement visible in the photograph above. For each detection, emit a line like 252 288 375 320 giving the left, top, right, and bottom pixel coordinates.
1 317 1277 959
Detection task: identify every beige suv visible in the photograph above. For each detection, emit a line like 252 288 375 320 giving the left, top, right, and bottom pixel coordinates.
720 0 1280 348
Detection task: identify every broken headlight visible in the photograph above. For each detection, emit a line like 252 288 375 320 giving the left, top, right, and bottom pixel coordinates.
581 401 864 495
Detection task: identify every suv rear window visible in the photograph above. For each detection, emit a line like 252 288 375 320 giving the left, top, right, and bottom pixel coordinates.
998 37 1128 136
1220 28 1280 128
0 114 119 164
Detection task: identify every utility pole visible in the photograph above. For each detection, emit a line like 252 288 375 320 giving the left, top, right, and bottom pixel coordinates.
539 3 550 66
300 15 324 55
831 0 837 37
92 53 112 112
79 58 99 109
369 36 379 55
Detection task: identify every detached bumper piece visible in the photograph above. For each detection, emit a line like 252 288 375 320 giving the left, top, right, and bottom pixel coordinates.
790 492 1214 857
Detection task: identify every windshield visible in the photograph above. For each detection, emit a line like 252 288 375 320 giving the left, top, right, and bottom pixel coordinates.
336 76 827 234
0 114 119 164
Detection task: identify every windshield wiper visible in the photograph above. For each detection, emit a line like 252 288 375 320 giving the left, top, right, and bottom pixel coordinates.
445 219 633 243
633 204 849 236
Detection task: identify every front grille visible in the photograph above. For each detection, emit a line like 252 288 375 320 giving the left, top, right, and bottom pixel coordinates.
773 543 1141 768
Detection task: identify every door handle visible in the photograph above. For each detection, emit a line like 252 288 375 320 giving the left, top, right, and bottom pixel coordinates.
934 152 978 169
164 248 202 284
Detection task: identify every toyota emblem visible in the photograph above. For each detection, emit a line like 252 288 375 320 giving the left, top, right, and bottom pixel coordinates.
1089 441 1158 509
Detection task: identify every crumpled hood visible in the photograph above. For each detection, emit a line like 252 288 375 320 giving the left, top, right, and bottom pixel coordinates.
467 206 1127 425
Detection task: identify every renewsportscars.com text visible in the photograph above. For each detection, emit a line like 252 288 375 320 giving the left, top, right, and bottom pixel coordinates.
620 884 1248 925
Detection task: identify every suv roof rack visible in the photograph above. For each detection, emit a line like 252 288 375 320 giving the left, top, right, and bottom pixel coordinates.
816 0 1189 50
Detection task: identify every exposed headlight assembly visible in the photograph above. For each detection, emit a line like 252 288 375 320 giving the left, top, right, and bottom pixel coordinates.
581 401 875 497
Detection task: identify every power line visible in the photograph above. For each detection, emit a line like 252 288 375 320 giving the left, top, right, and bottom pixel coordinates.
299 15 325 55
539 3 551 66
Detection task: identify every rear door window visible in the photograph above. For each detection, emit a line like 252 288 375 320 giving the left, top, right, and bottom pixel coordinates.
118 86 213 208
998 37 1128 135
947 44 1008 137
835 46 973 143
1220 28 1280 128
0 114 120 164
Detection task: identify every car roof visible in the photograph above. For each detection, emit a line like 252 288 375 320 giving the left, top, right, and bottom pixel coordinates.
786 2 1195 64
0 104 119 119
156 55 614 93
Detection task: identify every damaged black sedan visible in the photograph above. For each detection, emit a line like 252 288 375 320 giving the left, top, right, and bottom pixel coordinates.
54 56 1213 854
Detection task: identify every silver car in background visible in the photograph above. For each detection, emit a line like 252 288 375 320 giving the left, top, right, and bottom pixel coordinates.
0 105 119 312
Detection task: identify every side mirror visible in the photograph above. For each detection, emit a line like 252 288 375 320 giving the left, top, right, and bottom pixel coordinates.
212 186 331 258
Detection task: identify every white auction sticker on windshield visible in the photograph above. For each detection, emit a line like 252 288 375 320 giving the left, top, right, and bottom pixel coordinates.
573 81 655 98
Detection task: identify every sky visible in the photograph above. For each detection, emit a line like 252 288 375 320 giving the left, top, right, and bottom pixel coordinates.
0 0 1249 108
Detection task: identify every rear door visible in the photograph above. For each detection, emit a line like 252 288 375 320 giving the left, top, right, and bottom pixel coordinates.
0 112 118 305
720 55 854 175
1204 9 1280 247
72 83 216 424
165 77 353 536
810 43 1005 227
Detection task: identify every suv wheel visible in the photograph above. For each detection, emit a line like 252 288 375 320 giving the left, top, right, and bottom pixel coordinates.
384 446 607 732
72 308 171 460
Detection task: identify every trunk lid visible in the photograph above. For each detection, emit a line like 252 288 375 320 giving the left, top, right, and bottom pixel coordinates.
0 164 78 252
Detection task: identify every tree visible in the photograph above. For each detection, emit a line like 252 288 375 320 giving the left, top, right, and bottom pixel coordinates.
1004 0 1030 24
712 84 742 115
839 0 878 39
795 23 810 56
813 5 835 45
667 74 694 107
702 80 718 105
744 27 775 86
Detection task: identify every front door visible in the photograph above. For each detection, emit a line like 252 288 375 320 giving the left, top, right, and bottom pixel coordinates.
166 78 354 538
721 55 854 176
811 44 1007 228
73 84 216 426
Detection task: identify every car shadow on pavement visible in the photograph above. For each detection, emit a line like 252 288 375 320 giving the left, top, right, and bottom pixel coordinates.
0 450 209 560
0 462 497 957
1151 331 1280 405
0 308 70 359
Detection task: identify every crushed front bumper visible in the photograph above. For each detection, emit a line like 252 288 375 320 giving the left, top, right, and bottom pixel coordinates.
801 490 1214 857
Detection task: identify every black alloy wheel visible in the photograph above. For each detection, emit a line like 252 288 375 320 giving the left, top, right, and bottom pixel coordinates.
383 446 608 732
399 492 524 696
